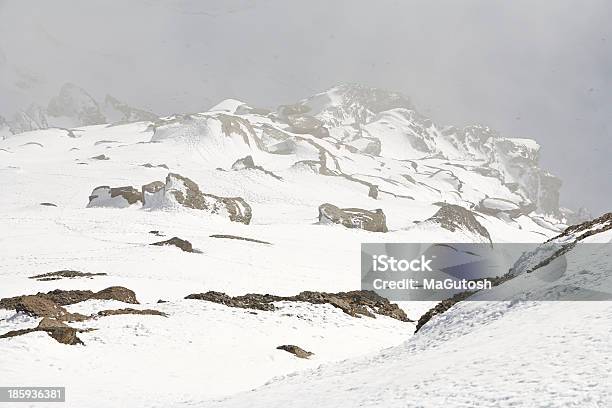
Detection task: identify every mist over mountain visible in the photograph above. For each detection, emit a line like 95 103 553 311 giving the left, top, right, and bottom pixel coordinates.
0 0 610 214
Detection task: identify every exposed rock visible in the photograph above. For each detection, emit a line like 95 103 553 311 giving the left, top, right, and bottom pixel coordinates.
510 212 612 276
0 318 84 345
149 230 164 236
230 155 283 180
297 83 413 127
560 207 593 226
90 154 110 160
40 319 84 345
143 173 252 224
289 291 410 321
185 291 278 311
318 203 388 233
141 163 169 169
231 155 256 170
1 286 140 321
42 289 95 306
13 295 70 319
287 114 329 138
151 237 194 253
87 185 142 208
185 290 410 321
29 270 107 281
97 308 167 317
0 294 87 322
40 202 57 207
427 204 492 244
276 345 313 359
141 180 165 203
209 234 271 245
414 291 474 333
92 287 139 304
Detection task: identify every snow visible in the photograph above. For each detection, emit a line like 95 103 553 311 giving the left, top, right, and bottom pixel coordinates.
0 88 606 407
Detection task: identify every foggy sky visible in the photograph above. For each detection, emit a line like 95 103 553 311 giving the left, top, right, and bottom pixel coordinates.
0 0 610 214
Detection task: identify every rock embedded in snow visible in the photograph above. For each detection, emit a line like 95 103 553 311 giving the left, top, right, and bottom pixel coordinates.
92 286 139 304
151 237 195 253
230 155 283 180
286 114 329 138
185 290 410 321
87 185 143 208
231 155 256 170
29 270 107 281
185 292 277 312
97 308 167 317
0 318 84 345
427 204 492 244
276 345 313 359
90 154 110 160
143 173 253 224
318 203 388 232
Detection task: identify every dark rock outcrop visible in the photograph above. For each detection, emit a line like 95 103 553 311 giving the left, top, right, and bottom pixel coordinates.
318 203 388 232
0 287 140 317
427 204 492 244
87 185 142 208
97 308 167 317
151 237 194 253
144 173 253 224
414 291 474 333
0 317 84 345
186 290 410 321
276 345 313 359
286 114 329 138
92 287 139 304
185 291 277 311
230 155 283 180
29 270 107 281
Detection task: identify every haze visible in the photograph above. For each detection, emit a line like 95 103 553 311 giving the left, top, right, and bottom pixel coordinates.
0 0 610 214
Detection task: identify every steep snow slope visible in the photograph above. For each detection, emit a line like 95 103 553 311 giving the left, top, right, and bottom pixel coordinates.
209 226 612 408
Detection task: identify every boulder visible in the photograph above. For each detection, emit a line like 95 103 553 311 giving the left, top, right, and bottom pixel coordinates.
427 204 492 244
92 287 139 304
231 155 256 170
0 318 84 345
276 345 313 359
318 203 388 232
143 173 252 224
151 237 194 253
287 114 329 138
87 185 142 208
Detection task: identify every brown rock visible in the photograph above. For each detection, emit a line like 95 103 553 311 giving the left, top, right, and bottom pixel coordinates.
318 203 388 233
92 287 139 304
151 237 194 252
276 345 313 359
97 308 167 317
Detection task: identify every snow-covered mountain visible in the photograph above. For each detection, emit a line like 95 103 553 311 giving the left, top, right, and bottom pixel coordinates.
5 83 157 134
0 84 608 407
